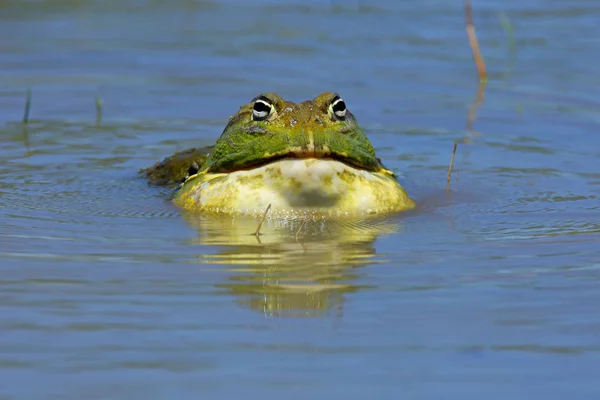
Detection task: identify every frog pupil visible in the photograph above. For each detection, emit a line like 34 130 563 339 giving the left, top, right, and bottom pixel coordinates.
253 100 272 120
332 98 346 118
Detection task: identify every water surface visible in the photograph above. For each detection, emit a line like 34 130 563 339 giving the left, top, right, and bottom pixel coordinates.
1 0 600 398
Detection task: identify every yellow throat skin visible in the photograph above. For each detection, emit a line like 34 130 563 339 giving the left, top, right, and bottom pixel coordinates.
173 92 415 218
174 158 415 218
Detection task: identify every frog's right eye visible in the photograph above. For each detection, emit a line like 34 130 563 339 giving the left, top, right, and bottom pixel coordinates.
252 98 273 121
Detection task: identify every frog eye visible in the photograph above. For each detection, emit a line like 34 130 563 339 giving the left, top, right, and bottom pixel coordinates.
252 98 273 121
331 96 347 120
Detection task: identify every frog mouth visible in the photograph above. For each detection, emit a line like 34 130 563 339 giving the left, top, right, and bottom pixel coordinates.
225 151 382 174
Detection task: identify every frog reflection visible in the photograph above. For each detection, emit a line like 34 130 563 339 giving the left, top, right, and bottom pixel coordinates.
183 213 401 318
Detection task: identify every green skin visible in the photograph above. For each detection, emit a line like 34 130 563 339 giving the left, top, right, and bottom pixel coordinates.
140 147 211 187
142 92 391 186
202 92 387 174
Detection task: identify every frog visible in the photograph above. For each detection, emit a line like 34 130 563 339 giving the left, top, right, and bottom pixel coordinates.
144 92 415 218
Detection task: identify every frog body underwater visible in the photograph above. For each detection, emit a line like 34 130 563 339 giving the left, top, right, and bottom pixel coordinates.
164 92 414 218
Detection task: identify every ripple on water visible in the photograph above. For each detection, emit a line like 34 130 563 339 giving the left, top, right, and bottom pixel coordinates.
2 1 600 397
180 213 401 318
0 118 409 320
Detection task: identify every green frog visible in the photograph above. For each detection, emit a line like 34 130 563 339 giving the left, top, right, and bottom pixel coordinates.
144 92 415 218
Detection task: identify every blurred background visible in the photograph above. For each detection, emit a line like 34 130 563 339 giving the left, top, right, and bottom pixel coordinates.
1 0 599 399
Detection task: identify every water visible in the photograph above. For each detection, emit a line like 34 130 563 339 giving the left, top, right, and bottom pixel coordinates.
1 0 600 398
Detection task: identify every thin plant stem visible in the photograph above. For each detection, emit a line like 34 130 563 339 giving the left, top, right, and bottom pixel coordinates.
254 203 272 236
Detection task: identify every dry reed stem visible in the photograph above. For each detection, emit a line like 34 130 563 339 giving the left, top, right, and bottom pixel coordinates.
446 142 458 192
467 81 486 136
447 1 489 191
23 89 31 124
254 203 272 236
465 0 487 82
295 218 307 238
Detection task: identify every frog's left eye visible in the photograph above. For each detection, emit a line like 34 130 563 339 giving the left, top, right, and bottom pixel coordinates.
252 98 273 121
331 96 347 120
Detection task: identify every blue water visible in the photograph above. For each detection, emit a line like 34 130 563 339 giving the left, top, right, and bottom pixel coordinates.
1 1 600 398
